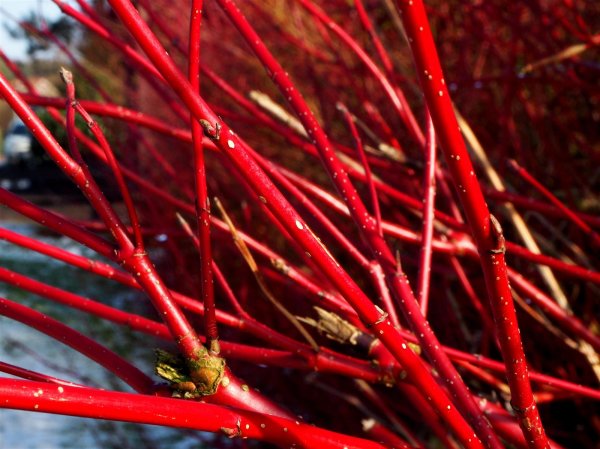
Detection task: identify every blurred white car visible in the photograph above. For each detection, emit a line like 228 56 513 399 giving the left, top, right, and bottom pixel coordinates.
3 117 33 163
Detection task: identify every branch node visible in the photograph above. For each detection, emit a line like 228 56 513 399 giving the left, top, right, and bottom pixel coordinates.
220 418 242 438
488 214 506 254
199 119 221 140
366 306 389 328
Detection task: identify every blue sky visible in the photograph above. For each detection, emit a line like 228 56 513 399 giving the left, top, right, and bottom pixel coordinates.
0 0 77 60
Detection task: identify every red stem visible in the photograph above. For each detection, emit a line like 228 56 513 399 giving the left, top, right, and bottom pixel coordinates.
0 297 154 392
296 0 425 148
395 1 549 446
0 266 170 339
0 361 82 387
188 0 219 352
417 113 437 315
485 189 600 228
70 84 145 249
0 379 392 449
0 188 115 258
338 103 383 237
508 159 600 248
353 0 397 81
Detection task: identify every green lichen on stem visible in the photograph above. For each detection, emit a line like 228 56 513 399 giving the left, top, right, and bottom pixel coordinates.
188 348 226 396
155 348 226 397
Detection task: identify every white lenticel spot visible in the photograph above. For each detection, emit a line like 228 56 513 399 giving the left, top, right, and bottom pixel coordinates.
227 140 235 149
295 220 304 230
